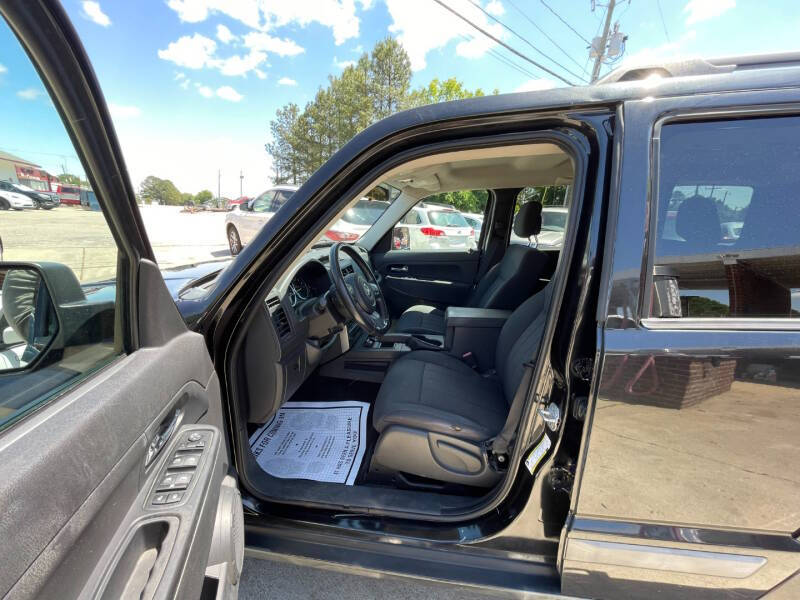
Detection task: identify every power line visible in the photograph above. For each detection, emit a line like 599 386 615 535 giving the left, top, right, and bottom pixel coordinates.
466 0 587 83
459 33 540 80
656 0 670 42
506 0 587 72
539 0 591 45
432 0 575 86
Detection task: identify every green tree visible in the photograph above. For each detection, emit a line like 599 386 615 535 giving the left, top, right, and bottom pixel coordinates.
423 189 489 213
265 37 488 185
368 37 412 120
59 173 89 187
139 175 182 205
404 77 485 108
195 189 213 204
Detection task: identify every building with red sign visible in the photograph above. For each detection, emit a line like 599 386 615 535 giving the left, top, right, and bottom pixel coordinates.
0 150 59 192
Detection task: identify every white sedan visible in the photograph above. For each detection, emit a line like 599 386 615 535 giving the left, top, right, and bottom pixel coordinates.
224 185 298 255
0 188 34 210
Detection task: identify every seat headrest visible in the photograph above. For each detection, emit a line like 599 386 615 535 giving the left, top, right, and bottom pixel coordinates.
513 201 542 238
675 195 720 243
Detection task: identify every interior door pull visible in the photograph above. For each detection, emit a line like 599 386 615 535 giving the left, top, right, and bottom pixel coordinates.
146 408 183 466
389 265 408 272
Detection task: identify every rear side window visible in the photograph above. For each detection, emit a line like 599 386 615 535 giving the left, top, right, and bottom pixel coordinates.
428 210 468 227
650 116 800 319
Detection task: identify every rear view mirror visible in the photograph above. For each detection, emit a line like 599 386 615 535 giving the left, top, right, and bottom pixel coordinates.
0 265 58 371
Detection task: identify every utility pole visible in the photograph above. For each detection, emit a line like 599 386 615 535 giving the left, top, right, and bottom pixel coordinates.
239 169 243 198
590 0 616 84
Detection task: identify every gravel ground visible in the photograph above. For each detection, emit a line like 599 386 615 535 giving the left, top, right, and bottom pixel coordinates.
0 203 230 281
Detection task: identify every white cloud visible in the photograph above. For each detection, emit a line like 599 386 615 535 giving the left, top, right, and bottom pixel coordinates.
277 77 298 86
180 78 191 89
16 88 43 100
386 0 507 70
159 31 303 80
514 78 557 92
216 85 243 101
213 50 267 76
216 24 236 43
197 85 214 98
486 0 504 16
165 0 371 45
352 44 363 53
82 1 111 27
158 33 217 69
243 32 305 57
333 56 356 69
109 103 142 119
683 0 735 25
0 64 6 74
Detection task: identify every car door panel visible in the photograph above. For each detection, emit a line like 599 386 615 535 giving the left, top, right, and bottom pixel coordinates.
0 2 242 596
563 96 800 599
0 267 232 599
372 250 479 312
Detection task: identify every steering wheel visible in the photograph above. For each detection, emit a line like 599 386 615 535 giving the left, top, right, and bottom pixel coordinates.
329 243 390 336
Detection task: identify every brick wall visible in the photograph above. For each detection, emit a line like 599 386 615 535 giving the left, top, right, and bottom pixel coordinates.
601 354 736 409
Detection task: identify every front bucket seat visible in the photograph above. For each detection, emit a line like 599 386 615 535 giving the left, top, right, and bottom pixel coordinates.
393 201 549 336
370 282 553 487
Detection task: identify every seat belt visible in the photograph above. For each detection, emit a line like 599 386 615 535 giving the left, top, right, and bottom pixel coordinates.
489 360 538 462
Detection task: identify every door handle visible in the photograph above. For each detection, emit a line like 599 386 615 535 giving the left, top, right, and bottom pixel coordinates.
146 408 183 466
389 265 408 273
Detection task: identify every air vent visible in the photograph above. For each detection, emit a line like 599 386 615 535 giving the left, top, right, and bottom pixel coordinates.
271 306 291 339
341 265 354 276
266 296 291 339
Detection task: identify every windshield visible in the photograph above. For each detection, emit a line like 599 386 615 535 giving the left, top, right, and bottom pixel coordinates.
428 211 468 227
13 183 35 193
542 210 567 232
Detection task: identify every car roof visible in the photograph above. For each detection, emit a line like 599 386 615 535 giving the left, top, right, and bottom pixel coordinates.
271 185 299 192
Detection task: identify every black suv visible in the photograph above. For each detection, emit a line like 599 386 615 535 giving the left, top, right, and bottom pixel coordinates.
0 3 798 599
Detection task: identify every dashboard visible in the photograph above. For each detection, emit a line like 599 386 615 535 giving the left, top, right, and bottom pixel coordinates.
241 244 372 423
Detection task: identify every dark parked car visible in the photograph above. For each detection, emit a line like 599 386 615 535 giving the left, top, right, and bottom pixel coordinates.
0 180 59 209
2 4 800 600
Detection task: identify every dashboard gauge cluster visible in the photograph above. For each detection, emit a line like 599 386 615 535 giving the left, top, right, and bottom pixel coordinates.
288 276 312 308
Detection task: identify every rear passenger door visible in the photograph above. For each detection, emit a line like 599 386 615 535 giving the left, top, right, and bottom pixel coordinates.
0 3 240 599
371 192 488 314
563 96 800 598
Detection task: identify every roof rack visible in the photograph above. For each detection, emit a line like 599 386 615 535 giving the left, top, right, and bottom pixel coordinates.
598 52 800 84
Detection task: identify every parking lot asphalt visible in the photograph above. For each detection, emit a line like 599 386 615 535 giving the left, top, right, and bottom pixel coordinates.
239 557 501 600
0 204 230 282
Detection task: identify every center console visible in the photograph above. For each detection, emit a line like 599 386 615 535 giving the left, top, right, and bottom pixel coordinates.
444 307 511 371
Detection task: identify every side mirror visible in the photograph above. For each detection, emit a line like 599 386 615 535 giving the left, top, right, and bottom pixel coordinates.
0 265 58 371
0 262 114 373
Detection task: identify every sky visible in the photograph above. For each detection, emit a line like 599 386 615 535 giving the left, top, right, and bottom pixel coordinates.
2 0 800 197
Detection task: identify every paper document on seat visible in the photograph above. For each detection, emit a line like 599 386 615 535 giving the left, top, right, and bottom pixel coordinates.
249 401 370 485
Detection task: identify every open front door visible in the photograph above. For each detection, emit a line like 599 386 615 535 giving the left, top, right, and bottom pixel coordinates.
0 2 242 598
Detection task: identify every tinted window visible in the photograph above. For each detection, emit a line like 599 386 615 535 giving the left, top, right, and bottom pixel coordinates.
542 210 567 232
428 210 468 227
341 201 389 225
252 190 276 212
651 117 800 319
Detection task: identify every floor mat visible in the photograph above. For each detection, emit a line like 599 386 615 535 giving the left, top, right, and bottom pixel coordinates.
249 401 370 485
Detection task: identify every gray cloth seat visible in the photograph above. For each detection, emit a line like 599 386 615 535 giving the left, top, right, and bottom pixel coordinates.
393 201 549 336
374 282 553 449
